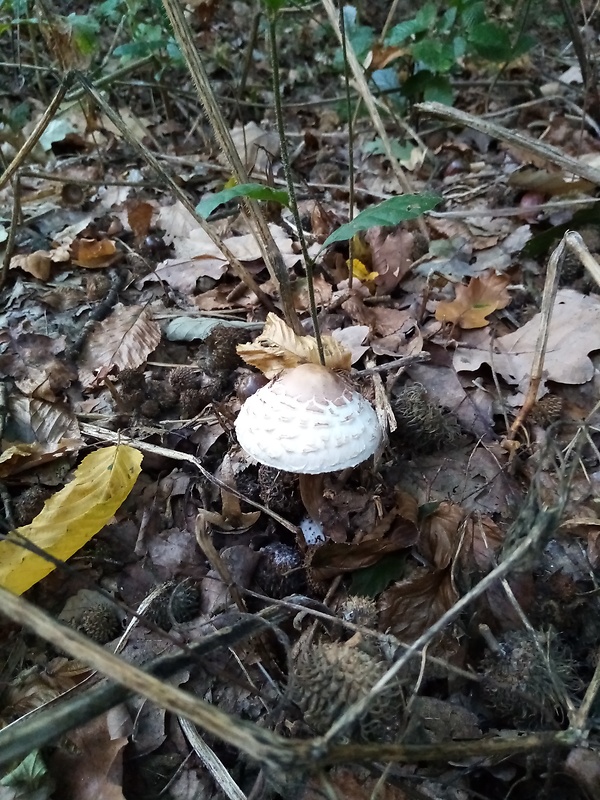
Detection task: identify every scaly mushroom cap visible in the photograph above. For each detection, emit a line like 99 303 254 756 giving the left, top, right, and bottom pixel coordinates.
234 363 382 474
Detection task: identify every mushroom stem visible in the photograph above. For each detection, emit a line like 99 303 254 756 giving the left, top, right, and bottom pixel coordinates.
299 473 325 524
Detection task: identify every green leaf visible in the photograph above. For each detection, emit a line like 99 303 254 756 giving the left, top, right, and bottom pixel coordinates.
349 553 407 597
196 184 289 219
468 21 514 61
261 0 287 11
411 39 456 73
322 193 441 248
363 138 414 161
423 74 454 105
67 13 100 56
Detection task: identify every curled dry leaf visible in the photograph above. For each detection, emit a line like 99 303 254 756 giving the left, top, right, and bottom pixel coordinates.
236 312 352 377
78 304 161 389
435 270 512 329
70 238 121 269
378 567 458 642
308 492 418 582
418 501 465 570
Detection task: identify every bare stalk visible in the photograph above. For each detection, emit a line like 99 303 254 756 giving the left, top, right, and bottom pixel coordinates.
266 9 325 363
160 0 302 333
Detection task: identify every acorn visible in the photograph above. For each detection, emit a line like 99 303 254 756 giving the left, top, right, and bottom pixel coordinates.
288 641 404 742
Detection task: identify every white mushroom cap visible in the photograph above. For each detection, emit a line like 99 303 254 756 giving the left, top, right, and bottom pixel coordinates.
234 363 382 474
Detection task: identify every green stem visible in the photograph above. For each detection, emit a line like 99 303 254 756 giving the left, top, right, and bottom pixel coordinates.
266 10 325 365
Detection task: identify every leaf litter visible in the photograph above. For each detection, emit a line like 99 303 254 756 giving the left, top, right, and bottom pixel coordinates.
1 4 600 799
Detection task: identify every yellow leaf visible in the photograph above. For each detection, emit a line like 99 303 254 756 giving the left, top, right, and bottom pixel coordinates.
435 271 512 329
236 312 352 377
348 258 379 284
0 445 142 594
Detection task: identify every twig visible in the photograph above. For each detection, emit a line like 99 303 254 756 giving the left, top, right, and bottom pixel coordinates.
319 488 568 745
79 422 300 535
0 76 70 191
506 233 565 442
416 102 600 186
159 0 301 333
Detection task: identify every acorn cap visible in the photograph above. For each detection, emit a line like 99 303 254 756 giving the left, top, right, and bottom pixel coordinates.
234 363 382 474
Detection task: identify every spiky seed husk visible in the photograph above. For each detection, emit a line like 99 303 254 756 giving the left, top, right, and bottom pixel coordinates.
255 542 306 598
288 641 403 741
479 629 580 725
392 384 461 454
78 605 121 644
145 580 201 630
338 596 378 629
169 366 203 390
530 395 563 426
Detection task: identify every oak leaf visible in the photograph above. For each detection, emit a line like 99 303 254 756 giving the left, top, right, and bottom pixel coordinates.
435 270 511 329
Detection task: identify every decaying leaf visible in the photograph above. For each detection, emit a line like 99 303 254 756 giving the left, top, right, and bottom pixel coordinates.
78 304 161 388
378 568 458 642
418 501 465 570
237 312 352 377
308 492 418 582
70 238 120 269
0 445 142 594
197 454 260 532
49 707 131 800
435 270 512 328
453 288 600 393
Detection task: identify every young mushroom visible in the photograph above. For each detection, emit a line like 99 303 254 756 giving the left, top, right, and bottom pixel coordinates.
234 362 382 522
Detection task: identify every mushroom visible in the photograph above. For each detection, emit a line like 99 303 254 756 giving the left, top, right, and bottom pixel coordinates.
234 362 382 522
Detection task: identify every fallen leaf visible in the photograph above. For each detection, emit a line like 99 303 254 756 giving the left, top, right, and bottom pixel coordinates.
49 707 131 800
418 501 465 569
435 270 512 329
70 238 120 269
198 454 261 531
237 312 351 377
126 199 154 239
0 445 142 593
378 568 458 642
453 289 600 393
78 304 161 388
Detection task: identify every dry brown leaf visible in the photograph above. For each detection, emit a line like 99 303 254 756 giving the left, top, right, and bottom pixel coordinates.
78 304 161 388
237 313 352 377
418 501 465 570
458 514 504 571
49 707 131 800
0 332 76 402
378 567 458 642
10 246 70 281
366 227 414 293
453 289 600 393
198 454 260 531
435 270 512 329
308 494 418 581
71 238 120 269
126 199 154 239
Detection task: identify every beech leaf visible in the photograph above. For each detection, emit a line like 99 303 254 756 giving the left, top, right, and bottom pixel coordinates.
196 183 289 219
0 445 142 594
